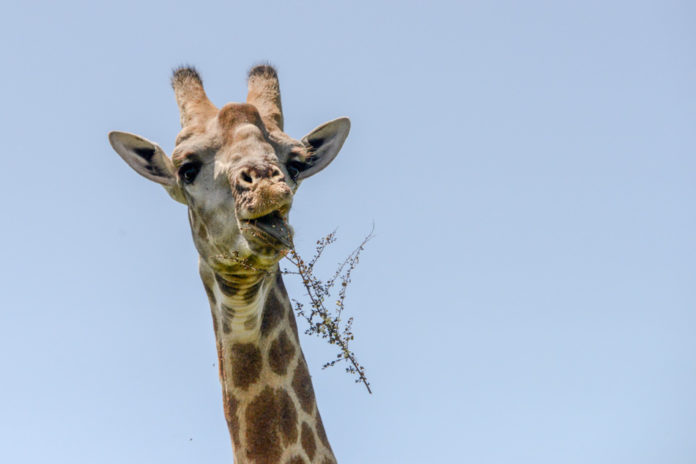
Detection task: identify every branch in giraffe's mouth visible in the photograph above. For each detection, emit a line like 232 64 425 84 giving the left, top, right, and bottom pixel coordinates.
240 210 294 249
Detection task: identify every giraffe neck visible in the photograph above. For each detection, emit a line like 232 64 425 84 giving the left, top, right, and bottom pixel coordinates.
199 261 337 464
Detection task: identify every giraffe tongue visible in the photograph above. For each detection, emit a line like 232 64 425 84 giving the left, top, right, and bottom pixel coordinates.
249 212 293 249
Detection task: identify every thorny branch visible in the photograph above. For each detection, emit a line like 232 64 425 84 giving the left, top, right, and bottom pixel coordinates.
282 227 374 394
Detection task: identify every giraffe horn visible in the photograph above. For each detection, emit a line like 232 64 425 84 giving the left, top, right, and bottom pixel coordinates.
171 66 217 127
246 64 284 132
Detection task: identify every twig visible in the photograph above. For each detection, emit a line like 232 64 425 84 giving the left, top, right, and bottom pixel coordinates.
216 229 374 393
283 227 374 394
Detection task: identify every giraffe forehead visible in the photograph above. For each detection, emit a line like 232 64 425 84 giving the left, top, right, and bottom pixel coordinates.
216 105 282 166
225 125 275 160
172 103 270 163
216 103 308 160
172 103 308 168
217 102 267 140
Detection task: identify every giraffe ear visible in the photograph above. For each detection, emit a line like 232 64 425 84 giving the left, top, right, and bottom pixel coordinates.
297 117 350 180
108 131 186 204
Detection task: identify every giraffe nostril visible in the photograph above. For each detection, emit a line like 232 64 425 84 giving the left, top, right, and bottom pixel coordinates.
237 166 285 187
240 171 253 184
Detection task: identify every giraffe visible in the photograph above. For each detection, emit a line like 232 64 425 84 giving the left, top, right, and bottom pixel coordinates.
108 65 350 464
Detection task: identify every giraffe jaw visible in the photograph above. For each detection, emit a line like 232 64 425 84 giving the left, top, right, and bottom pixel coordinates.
239 210 294 250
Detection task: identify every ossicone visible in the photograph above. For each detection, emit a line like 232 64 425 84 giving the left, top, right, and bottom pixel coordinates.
246 63 284 132
171 65 217 127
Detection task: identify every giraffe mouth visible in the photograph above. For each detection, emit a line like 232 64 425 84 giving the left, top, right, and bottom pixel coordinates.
240 210 294 249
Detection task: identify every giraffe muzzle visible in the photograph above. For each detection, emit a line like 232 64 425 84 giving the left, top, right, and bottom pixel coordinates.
240 210 294 249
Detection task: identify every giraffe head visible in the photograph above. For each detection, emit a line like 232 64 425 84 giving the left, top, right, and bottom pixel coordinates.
109 66 350 273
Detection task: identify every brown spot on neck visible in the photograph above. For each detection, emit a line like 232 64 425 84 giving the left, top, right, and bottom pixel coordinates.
245 387 282 464
244 386 299 464
277 389 298 446
261 287 285 336
291 357 316 415
229 343 262 389
300 421 316 460
223 393 241 448
268 330 296 376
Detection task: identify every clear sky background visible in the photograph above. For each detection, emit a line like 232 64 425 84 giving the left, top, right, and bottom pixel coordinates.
1 1 694 463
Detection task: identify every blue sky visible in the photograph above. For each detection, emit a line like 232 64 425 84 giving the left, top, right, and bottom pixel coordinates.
1 1 694 463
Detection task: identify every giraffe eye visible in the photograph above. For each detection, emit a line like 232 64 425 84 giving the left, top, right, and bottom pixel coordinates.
286 160 305 181
179 163 201 184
